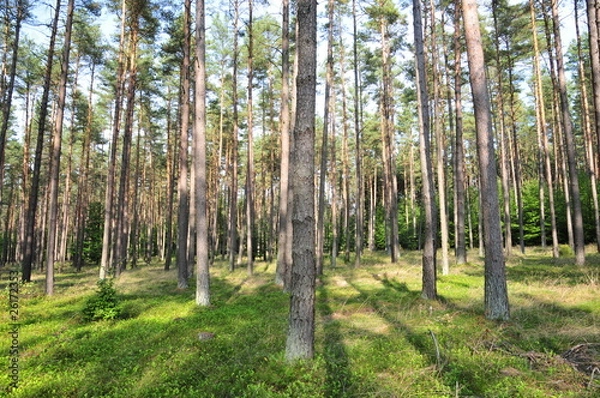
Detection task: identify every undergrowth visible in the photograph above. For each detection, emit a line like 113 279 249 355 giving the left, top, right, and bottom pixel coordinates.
0 249 598 397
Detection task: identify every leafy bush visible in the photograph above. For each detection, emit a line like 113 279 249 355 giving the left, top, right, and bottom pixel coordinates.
82 279 122 321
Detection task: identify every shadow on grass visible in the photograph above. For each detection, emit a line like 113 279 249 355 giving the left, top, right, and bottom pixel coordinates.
10 265 296 398
506 258 599 285
346 274 525 397
318 284 355 397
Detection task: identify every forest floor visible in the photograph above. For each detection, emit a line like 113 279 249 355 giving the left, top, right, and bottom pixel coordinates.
1 248 599 397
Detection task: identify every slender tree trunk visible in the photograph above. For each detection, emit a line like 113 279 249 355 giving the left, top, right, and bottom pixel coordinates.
507 64 525 254
429 0 449 275
353 0 364 266
114 21 139 277
22 0 60 283
379 10 399 263
0 0 25 200
195 0 210 307
551 0 586 265
414 0 437 300
286 0 317 362
454 2 467 264
164 87 176 270
531 0 559 257
316 0 335 275
100 0 127 280
177 0 191 288
246 0 255 275
491 3 512 257
228 0 240 272
330 98 338 269
276 0 292 289
462 0 509 320
130 121 142 268
45 0 74 294
586 0 600 252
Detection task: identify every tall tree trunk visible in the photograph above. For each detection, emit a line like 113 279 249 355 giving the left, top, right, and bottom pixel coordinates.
414 0 437 300
428 0 449 275
507 64 525 254
164 87 176 270
491 3 512 257
530 0 559 257
177 0 191 288
130 121 142 268
462 0 510 320
114 20 139 277
316 0 334 275
246 0 254 275
352 0 364 267
575 0 600 252
536 1 561 256
586 0 600 252
276 0 292 289
73 64 96 271
379 8 399 263
100 0 127 280
329 96 338 269
0 0 25 200
45 0 74 295
22 0 60 283
453 2 467 264
229 0 240 272
286 0 317 362
551 0 586 265
194 0 210 307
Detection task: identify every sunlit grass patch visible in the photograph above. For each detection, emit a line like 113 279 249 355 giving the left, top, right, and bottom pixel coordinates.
1 250 598 397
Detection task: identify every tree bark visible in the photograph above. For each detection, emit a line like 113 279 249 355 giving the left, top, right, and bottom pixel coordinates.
246 0 255 275
551 0 586 265
285 0 317 362
228 0 240 272
586 0 600 252
530 0 559 257
379 6 399 263
194 0 210 307
353 0 364 267
45 0 74 294
100 0 127 280
462 0 510 320
22 0 60 283
453 2 467 265
177 0 191 288
276 0 292 290
316 0 335 275
0 0 26 201
414 0 437 300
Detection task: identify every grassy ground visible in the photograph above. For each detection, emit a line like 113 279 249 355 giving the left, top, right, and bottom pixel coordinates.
1 249 599 397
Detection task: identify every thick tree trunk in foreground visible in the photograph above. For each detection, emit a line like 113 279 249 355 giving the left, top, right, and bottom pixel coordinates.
286 0 317 362
462 0 510 320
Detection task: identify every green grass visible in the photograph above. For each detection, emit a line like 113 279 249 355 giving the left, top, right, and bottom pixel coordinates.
1 249 599 397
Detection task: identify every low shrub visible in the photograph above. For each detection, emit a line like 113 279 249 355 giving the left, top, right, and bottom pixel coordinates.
82 279 122 321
